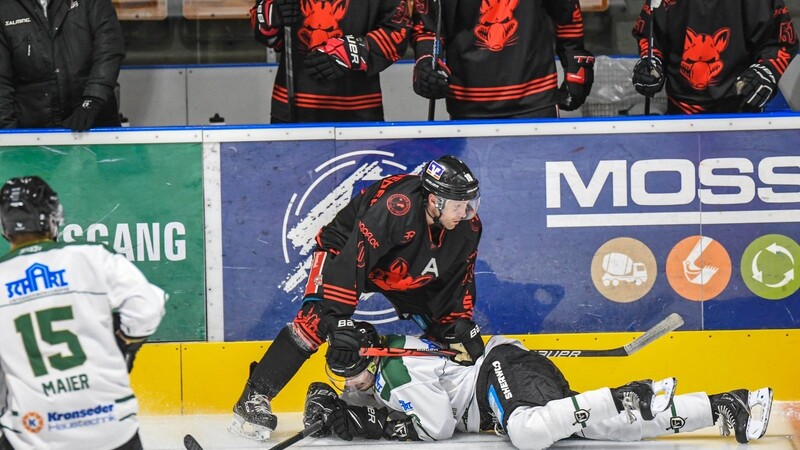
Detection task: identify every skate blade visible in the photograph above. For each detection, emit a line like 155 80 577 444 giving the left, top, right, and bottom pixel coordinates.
650 377 677 415
746 387 773 441
228 414 272 441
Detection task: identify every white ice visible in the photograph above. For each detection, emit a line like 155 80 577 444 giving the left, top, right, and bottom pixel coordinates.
139 402 799 450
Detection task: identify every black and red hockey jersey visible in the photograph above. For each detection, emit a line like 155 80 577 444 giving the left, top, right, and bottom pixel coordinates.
632 0 798 114
304 174 481 325
252 0 410 122
411 0 589 119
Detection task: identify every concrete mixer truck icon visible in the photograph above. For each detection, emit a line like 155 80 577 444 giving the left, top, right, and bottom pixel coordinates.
601 252 648 287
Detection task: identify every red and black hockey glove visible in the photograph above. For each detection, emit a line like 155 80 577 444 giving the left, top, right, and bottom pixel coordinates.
62 96 104 132
427 319 484 366
304 35 368 83
303 382 339 437
736 63 777 112
250 0 300 45
632 56 665 97
413 55 451 99
327 404 388 441
558 51 595 111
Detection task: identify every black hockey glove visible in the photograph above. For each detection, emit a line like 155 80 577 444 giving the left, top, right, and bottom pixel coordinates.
384 417 421 441
736 63 777 111
62 97 104 132
413 55 451 99
303 382 340 437
325 318 362 376
327 404 388 441
112 312 147 373
632 56 665 97
428 319 484 366
304 36 368 83
558 51 595 111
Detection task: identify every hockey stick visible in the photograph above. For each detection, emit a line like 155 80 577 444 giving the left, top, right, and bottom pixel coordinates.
535 312 684 357
183 434 203 450
284 25 296 122
644 0 661 115
360 346 458 358
361 313 683 359
427 0 442 121
268 420 324 450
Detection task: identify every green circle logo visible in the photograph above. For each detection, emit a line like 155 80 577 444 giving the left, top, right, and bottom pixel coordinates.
741 234 800 300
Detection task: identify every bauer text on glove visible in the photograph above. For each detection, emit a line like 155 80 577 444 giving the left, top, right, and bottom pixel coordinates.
304 35 368 83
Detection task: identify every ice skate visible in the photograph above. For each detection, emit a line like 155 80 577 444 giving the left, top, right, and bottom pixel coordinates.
710 387 773 443
611 377 676 422
228 381 277 441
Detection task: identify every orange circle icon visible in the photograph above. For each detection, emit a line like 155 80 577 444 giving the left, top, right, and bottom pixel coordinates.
666 236 731 301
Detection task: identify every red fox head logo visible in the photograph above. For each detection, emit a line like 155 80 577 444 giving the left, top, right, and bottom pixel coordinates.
474 0 519 52
680 27 730 90
298 0 349 50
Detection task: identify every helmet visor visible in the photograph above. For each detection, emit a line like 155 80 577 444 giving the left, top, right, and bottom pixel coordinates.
441 195 480 221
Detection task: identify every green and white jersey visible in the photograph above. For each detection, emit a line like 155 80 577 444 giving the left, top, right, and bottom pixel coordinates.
372 335 523 441
0 241 166 450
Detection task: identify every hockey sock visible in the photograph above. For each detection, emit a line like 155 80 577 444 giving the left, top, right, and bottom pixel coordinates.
250 326 314 398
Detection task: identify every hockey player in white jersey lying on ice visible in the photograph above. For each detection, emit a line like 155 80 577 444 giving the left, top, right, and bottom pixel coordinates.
303 322 774 449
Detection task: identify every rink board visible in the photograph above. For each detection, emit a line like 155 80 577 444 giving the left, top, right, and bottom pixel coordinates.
131 328 800 414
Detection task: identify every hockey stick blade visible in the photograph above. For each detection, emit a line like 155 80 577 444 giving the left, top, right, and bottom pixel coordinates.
360 347 457 358
536 313 684 358
184 434 203 450
268 420 324 450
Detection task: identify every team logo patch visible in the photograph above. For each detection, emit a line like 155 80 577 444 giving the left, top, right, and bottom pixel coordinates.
22 412 44 433
666 416 686 432
386 194 411 216
680 27 730 90
426 161 445 180
572 409 591 426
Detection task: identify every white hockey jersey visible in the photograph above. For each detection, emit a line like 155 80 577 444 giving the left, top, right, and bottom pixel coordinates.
370 335 523 441
0 241 166 450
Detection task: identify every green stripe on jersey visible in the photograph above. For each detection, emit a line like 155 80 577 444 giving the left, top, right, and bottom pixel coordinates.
379 335 412 402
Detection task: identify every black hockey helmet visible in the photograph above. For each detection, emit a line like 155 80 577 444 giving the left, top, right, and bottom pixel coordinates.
0 176 64 241
421 155 479 201
331 321 381 378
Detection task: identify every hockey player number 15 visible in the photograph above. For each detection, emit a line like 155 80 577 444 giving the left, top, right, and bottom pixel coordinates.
14 306 87 377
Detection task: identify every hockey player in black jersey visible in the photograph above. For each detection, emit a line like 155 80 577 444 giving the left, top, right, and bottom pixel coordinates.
250 0 410 122
631 0 798 114
411 0 595 119
229 155 486 441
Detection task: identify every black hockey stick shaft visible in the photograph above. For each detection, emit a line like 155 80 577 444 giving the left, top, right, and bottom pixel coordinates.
427 0 442 121
284 26 296 122
535 313 684 357
268 420 324 450
183 434 203 450
645 0 654 115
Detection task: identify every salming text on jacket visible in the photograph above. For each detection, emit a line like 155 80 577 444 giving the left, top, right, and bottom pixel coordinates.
0 0 125 128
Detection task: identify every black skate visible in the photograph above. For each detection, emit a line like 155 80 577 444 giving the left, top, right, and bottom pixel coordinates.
710 387 773 444
228 381 278 441
611 377 676 422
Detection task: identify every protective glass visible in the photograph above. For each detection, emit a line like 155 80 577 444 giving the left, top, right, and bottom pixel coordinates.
441 195 481 221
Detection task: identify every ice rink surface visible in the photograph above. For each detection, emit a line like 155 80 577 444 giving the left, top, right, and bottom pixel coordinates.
140 402 800 450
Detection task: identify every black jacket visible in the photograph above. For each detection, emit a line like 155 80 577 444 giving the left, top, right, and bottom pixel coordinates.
0 0 125 128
